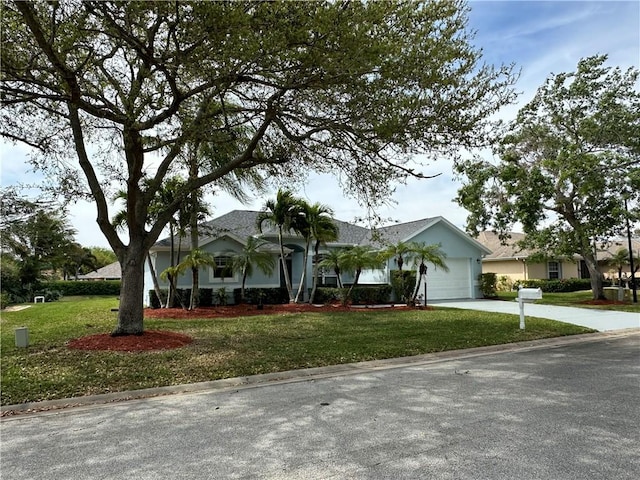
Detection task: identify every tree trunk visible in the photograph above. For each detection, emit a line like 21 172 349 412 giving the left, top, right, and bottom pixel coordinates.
309 241 321 304
190 267 199 310
167 223 176 308
279 227 294 302
294 239 311 303
112 248 146 336
240 269 247 304
189 150 200 311
583 252 605 299
147 252 163 307
343 269 361 306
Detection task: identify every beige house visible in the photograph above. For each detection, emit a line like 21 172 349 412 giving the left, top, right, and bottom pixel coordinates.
477 231 639 286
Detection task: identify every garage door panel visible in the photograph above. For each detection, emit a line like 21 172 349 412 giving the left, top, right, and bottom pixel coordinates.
420 258 470 300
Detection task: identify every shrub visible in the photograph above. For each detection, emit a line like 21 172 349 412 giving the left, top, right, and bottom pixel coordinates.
42 280 121 296
232 287 288 305
478 273 498 298
215 287 228 306
148 289 167 309
0 292 10 310
514 278 611 293
390 270 416 304
497 275 514 292
348 285 393 305
199 288 213 307
313 287 344 304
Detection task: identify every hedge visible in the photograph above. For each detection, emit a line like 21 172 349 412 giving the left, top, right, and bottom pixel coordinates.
514 278 612 293
233 287 289 305
42 280 121 296
148 288 217 308
314 285 392 305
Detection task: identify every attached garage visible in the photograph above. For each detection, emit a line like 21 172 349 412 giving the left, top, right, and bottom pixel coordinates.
376 216 491 301
420 258 472 300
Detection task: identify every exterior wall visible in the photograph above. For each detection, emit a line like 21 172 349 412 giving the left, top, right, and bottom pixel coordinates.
407 221 487 299
482 260 527 280
484 259 580 282
148 236 283 305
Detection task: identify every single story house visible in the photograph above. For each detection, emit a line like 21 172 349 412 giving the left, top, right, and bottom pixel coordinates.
145 210 490 305
77 261 122 281
477 231 639 285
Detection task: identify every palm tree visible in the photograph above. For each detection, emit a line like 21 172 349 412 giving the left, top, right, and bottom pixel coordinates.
381 241 417 304
381 241 415 271
410 242 449 304
607 248 638 286
338 245 384 305
62 243 98 280
318 249 345 289
176 249 217 310
308 205 339 304
229 237 276 303
256 189 304 303
291 201 337 303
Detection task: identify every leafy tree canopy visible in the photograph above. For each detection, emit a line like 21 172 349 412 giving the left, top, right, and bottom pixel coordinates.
1 0 516 333
455 55 640 298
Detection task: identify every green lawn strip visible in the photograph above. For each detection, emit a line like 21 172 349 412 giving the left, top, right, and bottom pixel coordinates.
1 298 593 405
497 290 640 312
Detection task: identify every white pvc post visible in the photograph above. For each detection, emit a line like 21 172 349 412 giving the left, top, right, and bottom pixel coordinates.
518 299 525 330
15 327 29 348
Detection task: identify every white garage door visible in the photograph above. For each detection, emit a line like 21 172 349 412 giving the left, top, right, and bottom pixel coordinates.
419 258 471 300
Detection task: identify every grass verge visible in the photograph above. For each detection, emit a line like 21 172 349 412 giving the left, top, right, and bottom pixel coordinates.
1 296 594 406
497 290 640 312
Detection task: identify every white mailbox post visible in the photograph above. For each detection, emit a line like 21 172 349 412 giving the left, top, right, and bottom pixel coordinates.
517 287 542 330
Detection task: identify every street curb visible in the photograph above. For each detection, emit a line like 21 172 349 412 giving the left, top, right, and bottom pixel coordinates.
2 329 638 417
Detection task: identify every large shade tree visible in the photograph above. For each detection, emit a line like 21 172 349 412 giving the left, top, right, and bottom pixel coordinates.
1 0 516 334
455 56 640 299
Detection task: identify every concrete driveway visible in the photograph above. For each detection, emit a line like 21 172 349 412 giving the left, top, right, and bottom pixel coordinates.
432 299 639 331
1 331 638 480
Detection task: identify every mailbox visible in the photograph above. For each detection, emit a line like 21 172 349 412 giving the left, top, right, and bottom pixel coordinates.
518 288 542 302
517 288 542 330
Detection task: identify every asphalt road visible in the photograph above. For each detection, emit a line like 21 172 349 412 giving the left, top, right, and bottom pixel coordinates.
2 332 639 480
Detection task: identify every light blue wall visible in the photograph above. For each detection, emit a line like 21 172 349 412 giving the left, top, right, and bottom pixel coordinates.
151 236 282 294
404 221 486 298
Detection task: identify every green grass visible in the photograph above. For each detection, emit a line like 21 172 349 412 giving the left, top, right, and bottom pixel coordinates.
1 296 595 406
497 290 640 313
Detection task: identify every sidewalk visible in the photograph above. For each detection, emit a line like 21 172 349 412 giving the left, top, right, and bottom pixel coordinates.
432 299 639 331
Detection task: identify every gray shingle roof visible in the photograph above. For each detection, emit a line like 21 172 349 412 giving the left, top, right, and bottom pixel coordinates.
477 231 532 260
152 211 488 252
77 261 121 280
368 218 438 246
153 210 371 248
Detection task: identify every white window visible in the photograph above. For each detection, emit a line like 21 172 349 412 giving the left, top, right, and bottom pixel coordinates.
212 256 233 280
548 261 560 280
315 254 338 287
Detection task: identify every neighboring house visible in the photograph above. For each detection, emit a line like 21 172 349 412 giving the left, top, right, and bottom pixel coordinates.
77 261 122 281
477 231 640 284
146 210 490 305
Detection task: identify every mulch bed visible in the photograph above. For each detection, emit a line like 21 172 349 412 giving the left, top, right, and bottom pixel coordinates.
143 303 357 319
67 303 413 352
67 330 193 352
578 299 629 305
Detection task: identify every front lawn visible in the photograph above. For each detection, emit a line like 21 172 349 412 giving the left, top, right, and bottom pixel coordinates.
497 290 640 313
1 296 594 406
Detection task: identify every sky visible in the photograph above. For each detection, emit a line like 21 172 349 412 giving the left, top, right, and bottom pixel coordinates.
1 0 639 248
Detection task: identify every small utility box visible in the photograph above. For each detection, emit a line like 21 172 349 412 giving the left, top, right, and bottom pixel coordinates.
517 287 542 330
15 327 29 348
